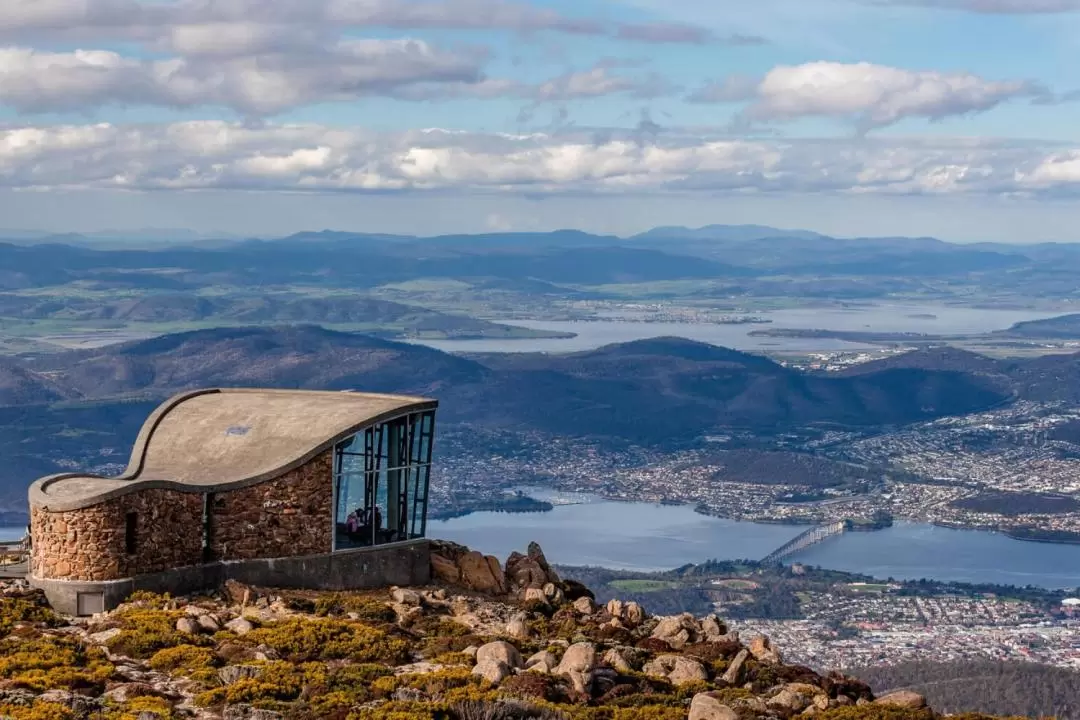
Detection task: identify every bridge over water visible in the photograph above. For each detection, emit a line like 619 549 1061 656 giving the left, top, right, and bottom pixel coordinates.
761 520 847 565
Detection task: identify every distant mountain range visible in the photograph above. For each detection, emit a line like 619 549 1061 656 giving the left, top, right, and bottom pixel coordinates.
2 224 1073 295
0 326 1034 507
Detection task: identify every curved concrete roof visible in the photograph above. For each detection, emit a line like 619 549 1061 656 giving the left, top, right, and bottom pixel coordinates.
30 388 437 512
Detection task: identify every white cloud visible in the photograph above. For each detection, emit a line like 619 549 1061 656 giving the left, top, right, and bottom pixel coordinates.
0 120 1072 197
692 61 1043 130
0 42 485 115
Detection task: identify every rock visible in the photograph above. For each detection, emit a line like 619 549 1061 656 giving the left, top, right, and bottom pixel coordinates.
196 614 220 633
624 601 646 626
566 669 592 694
223 705 284 720
701 615 726 639
642 655 708 685
606 599 624 617
225 617 255 636
505 552 550 593
769 688 810 712
650 614 698 650
875 691 927 709
555 642 597 675
475 641 523 670
572 596 596 615
175 617 200 635
522 587 548 605
463 646 479 659
603 647 634 673
218 665 264 686
472 659 512 685
183 605 209 617
392 587 423 607
102 684 161 704
223 580 255 607
749 635 783 664
459 552 508 595
722 648 749 686
690 694 740 720
89 627 122 645
506 614 531 640
430 552 461 585
525 650 558 674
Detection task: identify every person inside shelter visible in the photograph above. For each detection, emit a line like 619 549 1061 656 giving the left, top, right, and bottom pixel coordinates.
345 505 382 543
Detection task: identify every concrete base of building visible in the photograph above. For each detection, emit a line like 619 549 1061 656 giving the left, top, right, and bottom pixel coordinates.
30 539 431 616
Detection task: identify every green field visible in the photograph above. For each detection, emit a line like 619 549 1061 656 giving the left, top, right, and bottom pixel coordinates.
608 579 680 593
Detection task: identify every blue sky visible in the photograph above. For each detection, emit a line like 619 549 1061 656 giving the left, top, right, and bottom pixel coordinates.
2 0 1080 241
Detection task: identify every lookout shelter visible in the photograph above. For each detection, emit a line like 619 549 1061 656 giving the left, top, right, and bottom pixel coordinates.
28 388 437 615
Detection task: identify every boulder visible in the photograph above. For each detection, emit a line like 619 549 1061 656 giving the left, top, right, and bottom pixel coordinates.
721 648 749 686
525 650 558 674
196 614 220 633
543 583 564 605
89 627 122 645
430 553 460 585
223 705 284 720
555 642 597 675
650 613 698 650
459 552 507 595
475 641 523 670
522 587 548 605
566 669 592 695
218 665 264 686
572 596 596 615
749 635 783 664
392 587 423 607
769 688 810 712
624 601 646 626
690 694 740 720
175 617 200 635
602 647 635 673
472 659 512 685
642 654 708 685
224 617 255 636
223 580 255 607
506 614 531 640
701 615 727 639
875 691 927 709
505 552 549 592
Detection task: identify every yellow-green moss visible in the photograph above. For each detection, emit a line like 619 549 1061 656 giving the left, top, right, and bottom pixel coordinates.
243 617 409 664
0 635 114 692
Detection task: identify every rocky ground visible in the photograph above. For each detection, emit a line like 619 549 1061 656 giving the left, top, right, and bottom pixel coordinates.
0 542 1017 720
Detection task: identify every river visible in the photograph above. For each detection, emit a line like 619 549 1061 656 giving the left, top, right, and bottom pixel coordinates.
430 495 1080 589
412 303 1064 354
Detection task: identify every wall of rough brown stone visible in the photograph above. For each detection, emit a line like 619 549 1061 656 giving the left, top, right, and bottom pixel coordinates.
31 449 335 582
31 488 204 582
209 450 333 561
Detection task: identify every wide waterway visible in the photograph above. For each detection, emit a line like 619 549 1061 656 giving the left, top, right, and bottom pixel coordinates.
431 493 1080 589
412 303 1064 354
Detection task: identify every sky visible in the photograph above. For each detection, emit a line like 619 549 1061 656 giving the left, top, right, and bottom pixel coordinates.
4 0 1080 241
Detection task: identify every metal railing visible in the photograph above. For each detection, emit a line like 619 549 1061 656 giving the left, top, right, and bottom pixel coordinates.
0 538 29 579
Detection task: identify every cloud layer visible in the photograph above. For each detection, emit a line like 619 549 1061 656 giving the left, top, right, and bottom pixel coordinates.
691 62 1044 130
0 120 1074 196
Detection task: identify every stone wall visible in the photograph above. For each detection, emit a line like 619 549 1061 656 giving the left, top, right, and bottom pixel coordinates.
31 489 204 582
209 450 333 561
31 450 335 582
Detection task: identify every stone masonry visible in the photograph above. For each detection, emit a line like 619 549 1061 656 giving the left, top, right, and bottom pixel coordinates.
209 450 333 562
31 488 204 582
31 450 334 582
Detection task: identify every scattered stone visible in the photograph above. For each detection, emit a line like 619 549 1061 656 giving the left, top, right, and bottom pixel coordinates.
175 617 200 635
475 641 523 670
875 691 927 709
218 665 264 686
572 596 596 615
642 654 708 685
525 650 558 674
223 580 255 607
522 587 547 605
624 602 646 626
89 627 122 645
392 587 423 606
472 659 512 685
722 648 749 686
690 693 740 720
224 617 255 636
602 647 635 673
555 642 597 675
196 614 220 633
506 614 531 640
749 634 783 664
459 552 508 595
462 646 479 659
223 705 284 720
